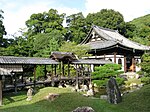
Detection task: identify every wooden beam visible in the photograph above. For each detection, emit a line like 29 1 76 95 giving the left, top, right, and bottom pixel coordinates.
34 65 36 89
44 65 46 79
62 63 64 76
68 61 70 77
0 76 2 106
124 56 127 72
114 52 117 63
51 64 53 75
54 64 57 76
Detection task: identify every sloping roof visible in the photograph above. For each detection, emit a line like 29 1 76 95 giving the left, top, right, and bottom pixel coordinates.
81 25 150 51
50 51 77 61
86 40 117 50
72 59 112 64
0 56 59 65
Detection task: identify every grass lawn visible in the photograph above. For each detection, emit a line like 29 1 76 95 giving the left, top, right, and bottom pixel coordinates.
0 84 150 112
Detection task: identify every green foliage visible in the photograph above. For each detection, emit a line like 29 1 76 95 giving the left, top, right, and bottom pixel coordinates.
59 41 91 58
116 77 125 86
129 14 150 46
36 65 45 80
92 64 124 87
141 77 150 85
2 85 150 112
32 31 61 57
0 10 7 47
125 79 141 87
66 12 89 44
93 79 108 87
92 63 123 79
86 9 126 35
25 9 65 36
140 53 150 77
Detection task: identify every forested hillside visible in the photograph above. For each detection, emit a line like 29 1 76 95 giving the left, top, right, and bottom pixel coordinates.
129 14 150 45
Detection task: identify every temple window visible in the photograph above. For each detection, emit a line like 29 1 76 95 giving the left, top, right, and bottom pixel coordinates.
118 58 122 65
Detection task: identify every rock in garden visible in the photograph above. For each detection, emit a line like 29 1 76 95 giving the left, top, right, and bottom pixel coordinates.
26 87 33 101
72 106 95 112
100 95 108 100
45 93 60 101
81 85 88 92
106 77 122 104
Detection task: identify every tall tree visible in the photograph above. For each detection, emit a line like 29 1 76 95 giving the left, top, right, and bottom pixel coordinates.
32 30 61 57
65 12 89 44
0 10 7 47
86 9 127 36
25 9 65 37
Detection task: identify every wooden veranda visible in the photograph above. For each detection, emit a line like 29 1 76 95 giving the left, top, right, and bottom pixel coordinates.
0 52 112 105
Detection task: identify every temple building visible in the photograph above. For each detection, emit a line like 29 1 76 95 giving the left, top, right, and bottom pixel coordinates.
81 25 150 72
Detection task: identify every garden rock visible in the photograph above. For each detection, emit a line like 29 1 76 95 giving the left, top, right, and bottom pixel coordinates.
45 93 60 101
100 95 108 100
80 85 88 92
26 87 33 101
106 77 122 104
72 106 95 112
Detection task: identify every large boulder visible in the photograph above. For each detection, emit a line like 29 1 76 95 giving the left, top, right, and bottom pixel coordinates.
106 77 122 104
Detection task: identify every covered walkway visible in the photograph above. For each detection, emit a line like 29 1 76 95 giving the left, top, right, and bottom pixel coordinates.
0 52 112 105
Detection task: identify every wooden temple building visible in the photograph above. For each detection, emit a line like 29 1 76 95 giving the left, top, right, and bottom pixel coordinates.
81 25 150 72
0 52 111 105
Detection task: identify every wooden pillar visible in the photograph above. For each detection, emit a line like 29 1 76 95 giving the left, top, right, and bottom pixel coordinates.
68 61 70 77
21 73 24 84
14 73 17 93
114 52 117 63
62 63 64 76
59 62 61 76
51 64 54 75
2 76 5 89
132 57 136 72
124 56 127 72
75 64 79 90
54 64 57 76
44 65 47 79
104 54 106 60
33 65 36 89
0 76 2 106
89 64 92 84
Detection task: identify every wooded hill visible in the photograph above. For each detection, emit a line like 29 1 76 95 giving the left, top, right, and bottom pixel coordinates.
129 14 150 46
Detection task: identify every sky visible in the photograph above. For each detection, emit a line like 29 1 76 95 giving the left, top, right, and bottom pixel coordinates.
0 0 150 37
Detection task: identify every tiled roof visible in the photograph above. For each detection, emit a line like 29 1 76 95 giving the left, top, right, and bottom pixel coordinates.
98 26 150 50
81 25 150 51
0 56 59 65
72 59 112 64
86 40 117 50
